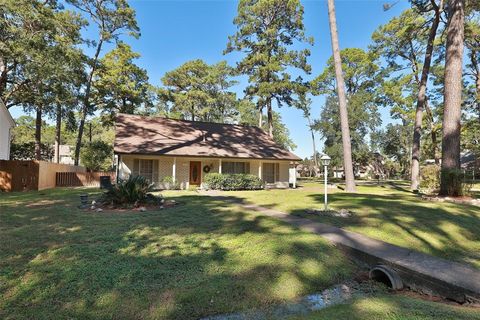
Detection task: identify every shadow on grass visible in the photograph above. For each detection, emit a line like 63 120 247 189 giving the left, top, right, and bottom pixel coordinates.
289 191 480 268
0 189 354 319
227 182 480 269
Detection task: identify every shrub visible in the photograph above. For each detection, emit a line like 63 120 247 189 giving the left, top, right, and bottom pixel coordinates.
80 141 113 171
101 175 160 206
440 168 472 197
204 173 264 191
420 165 440 194
203 173 224 190
162 176 181 190
10 142 53 160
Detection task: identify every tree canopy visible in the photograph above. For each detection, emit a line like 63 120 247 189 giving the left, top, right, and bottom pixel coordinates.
94 42 152 125
160 60 239 123
225 0 312 136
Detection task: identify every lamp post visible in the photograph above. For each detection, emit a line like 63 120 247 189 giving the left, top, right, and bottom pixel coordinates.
320 155 331 211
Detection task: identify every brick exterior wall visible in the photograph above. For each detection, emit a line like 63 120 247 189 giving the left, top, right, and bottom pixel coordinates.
118 155 291 189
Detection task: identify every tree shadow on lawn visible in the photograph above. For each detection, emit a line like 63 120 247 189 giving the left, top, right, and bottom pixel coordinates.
288 192 480 269
0 191 355 320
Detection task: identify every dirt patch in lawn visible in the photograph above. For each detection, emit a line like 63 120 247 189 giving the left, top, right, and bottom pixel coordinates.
395 290 480 308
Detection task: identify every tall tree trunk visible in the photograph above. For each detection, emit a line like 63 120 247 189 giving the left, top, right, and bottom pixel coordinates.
440 0 465 195
432 127 439 164
258 105 263 128
35 106 42 160
472 51 480 117
55 105 61 163
89 122 92 143
425 100 440 164
311 129 317 167
75 109 87 165
477 73 480 115
410 1 443 191
74 39 104 165
267 97 273 137
0 57 7 96
477 74 480 119
307 115 318 167
326 0 356 192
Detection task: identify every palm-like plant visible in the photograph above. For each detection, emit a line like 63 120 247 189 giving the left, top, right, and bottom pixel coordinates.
102 175 155 205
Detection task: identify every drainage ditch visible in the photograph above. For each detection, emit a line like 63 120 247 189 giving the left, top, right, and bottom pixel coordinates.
201 278 387 320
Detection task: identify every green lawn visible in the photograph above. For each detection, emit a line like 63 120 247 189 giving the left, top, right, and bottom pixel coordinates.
226 181 480 269
0 188 354 319
1 187 479 319
289 293 480 320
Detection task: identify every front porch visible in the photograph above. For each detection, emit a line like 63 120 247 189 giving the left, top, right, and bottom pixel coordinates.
117 155 296 189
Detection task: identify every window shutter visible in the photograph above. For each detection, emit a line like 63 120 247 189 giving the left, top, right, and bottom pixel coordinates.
133 159 140 176
153 160 159 184
246 162 250 174
275 163 280 182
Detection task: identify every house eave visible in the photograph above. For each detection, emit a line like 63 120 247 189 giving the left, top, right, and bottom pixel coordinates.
114 151 301 162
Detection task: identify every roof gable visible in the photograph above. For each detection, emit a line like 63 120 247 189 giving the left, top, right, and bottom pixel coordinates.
114 114 301 161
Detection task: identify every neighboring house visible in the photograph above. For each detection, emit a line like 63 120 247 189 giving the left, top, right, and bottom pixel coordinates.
114 114 300 189
461 151 479 171
463 151 480 186
296 164 321 178
0 99 15 160
53 145 75 165
332 167 345 179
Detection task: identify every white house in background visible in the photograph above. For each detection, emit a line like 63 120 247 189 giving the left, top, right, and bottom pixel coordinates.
114 114 300 189
53 145 75 165
0 99 15 160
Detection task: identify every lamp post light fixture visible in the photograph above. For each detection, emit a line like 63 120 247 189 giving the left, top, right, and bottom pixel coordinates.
320 155 331 211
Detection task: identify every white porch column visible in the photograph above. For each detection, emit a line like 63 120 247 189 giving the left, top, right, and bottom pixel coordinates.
258 161 262 179
289 164 297 189
172 157 177 183
219 159 222 174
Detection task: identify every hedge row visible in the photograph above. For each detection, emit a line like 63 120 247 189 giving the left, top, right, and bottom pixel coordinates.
203 173 264 191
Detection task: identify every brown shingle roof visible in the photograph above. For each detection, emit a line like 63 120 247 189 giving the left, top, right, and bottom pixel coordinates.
114 114 301 161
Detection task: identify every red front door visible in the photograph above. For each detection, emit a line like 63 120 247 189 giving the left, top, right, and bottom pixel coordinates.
189 161 201 185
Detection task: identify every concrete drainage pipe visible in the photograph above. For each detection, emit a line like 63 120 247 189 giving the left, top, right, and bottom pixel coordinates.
369 265 404 290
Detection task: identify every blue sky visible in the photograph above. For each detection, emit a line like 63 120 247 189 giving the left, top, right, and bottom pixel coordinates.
10 0 411 159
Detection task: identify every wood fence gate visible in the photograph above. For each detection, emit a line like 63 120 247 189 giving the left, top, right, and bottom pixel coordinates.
56 172 116 187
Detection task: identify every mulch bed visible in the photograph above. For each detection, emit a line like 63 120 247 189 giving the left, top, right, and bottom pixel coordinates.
421 195 480 206
82 199 181 213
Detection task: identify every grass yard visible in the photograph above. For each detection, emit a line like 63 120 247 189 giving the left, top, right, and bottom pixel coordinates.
226 181 480 269
1 186 479 319
289 293 480 320
0 188 354 319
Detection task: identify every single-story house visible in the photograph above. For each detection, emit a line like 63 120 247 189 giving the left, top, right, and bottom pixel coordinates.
0 98 15 160
114 114 300 189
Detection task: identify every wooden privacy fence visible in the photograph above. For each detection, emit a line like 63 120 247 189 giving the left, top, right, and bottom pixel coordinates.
1 160 85 192
56 171 116 187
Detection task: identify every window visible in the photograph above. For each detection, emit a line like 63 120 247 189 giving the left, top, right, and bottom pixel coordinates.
223 161 250 174
263 163 280 183
133 159 159 183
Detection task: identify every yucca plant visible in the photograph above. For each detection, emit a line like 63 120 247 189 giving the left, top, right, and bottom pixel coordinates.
101 175 156 205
